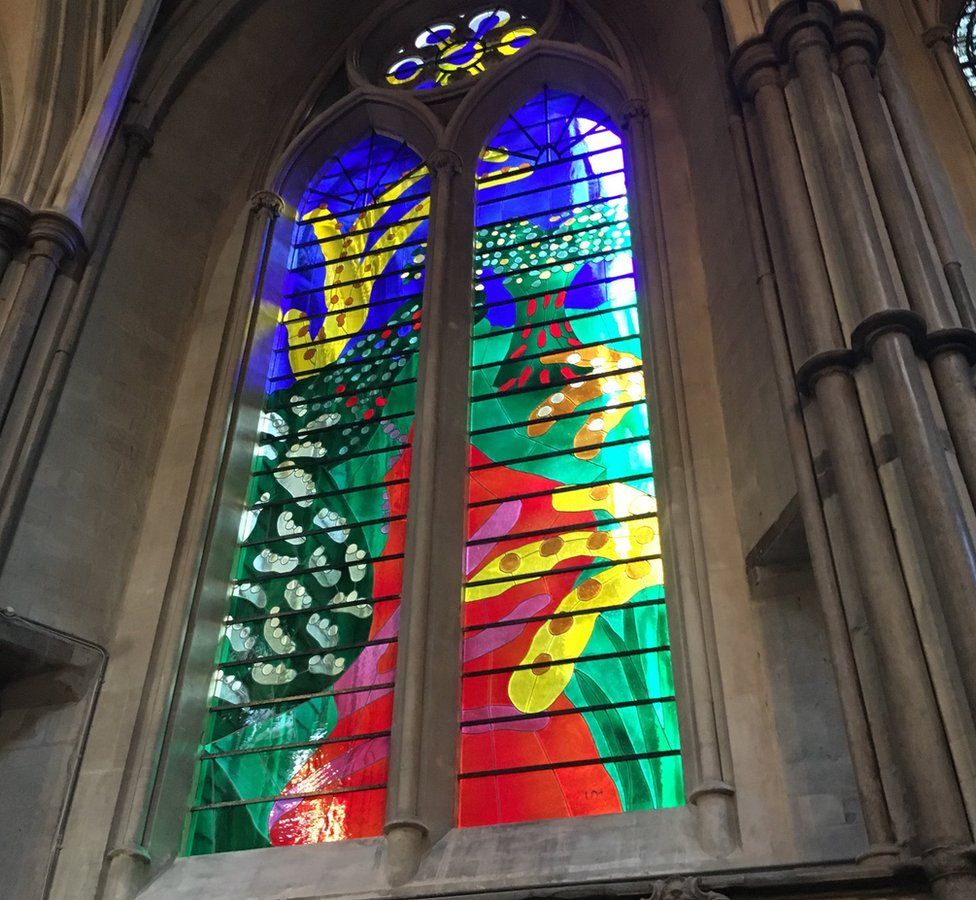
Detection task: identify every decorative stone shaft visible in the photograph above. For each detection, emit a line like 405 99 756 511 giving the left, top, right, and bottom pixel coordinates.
0 212 85 431
0 125 153 573
732 22 975 897
0 198 32 286
99 188 283 900
384 149 467 887
771 2 976 717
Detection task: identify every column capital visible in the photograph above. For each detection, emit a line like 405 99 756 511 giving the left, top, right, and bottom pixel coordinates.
767 0 837 63
122 123 155 157
640 875 730 900
0 198 32 252
729 38 781 102
425 149 462 178
248 190 284 219
27 211 87 263
922 24 953 50
835 13 886 71
620 98 650 130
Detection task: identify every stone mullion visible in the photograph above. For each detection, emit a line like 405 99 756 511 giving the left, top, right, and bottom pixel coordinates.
384 149 470 886
772 3 976 717
732 33 976 898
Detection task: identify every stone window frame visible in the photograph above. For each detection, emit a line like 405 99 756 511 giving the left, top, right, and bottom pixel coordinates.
133 4 739 893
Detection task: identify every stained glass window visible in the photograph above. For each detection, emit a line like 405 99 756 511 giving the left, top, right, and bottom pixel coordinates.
458 89 684 827
184 133 430 854
956 2 976 94
385 6 536 90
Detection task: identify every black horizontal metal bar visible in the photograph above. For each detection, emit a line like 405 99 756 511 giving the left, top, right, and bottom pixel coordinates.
465 510 654 549
466 470 654 511
267 376 417 416
201 729 392 762
288 235 428 276
475 216 630 263
299 147 419 198
248 475 410 516
475 192 628 236
255 435 412 483
472 271 634 315
462 595 666 636
216 634 397 671
294 211 429 251
242 512 407 549
463 551 663 591
468 433 650 475
227 591 400 627
472 167 624 214
470 397 643 439
459 748 680 781
283 263 426 303
471 302 638 341
463 642 671 679
471 332 639 375
234 548 405 588
191 781 388 812
477 143 622 189
260 406 417 448
470 362 643 404
476 241 633 286
460 694 675 729
208 679 396 714
273 289 424 334
298 185 429 229
254 428 414 477
274 312 421 355
267 346 418 386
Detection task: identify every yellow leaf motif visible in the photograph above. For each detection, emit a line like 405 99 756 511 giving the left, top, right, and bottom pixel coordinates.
284 167 430 378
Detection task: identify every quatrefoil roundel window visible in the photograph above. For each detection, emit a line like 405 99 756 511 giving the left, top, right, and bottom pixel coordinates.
385 6 538 90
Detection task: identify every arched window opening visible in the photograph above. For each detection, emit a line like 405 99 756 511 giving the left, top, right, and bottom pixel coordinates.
184 133 431 855
458 88 684 827
955 1 976 93
385 6 537 90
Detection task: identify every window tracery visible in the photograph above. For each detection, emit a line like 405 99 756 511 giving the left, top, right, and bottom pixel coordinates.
385 6 537 90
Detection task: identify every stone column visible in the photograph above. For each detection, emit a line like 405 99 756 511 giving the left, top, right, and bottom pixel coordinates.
0 198 32 297
769 0 976 715
0 125 153 572
732 28 976 899
702 0 896 857
384 148 470 886
0 212 86 431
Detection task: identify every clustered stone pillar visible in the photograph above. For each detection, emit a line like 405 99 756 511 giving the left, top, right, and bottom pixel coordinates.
731 2 976 897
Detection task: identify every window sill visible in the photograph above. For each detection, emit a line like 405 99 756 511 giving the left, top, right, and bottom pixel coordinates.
136 804 864 899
